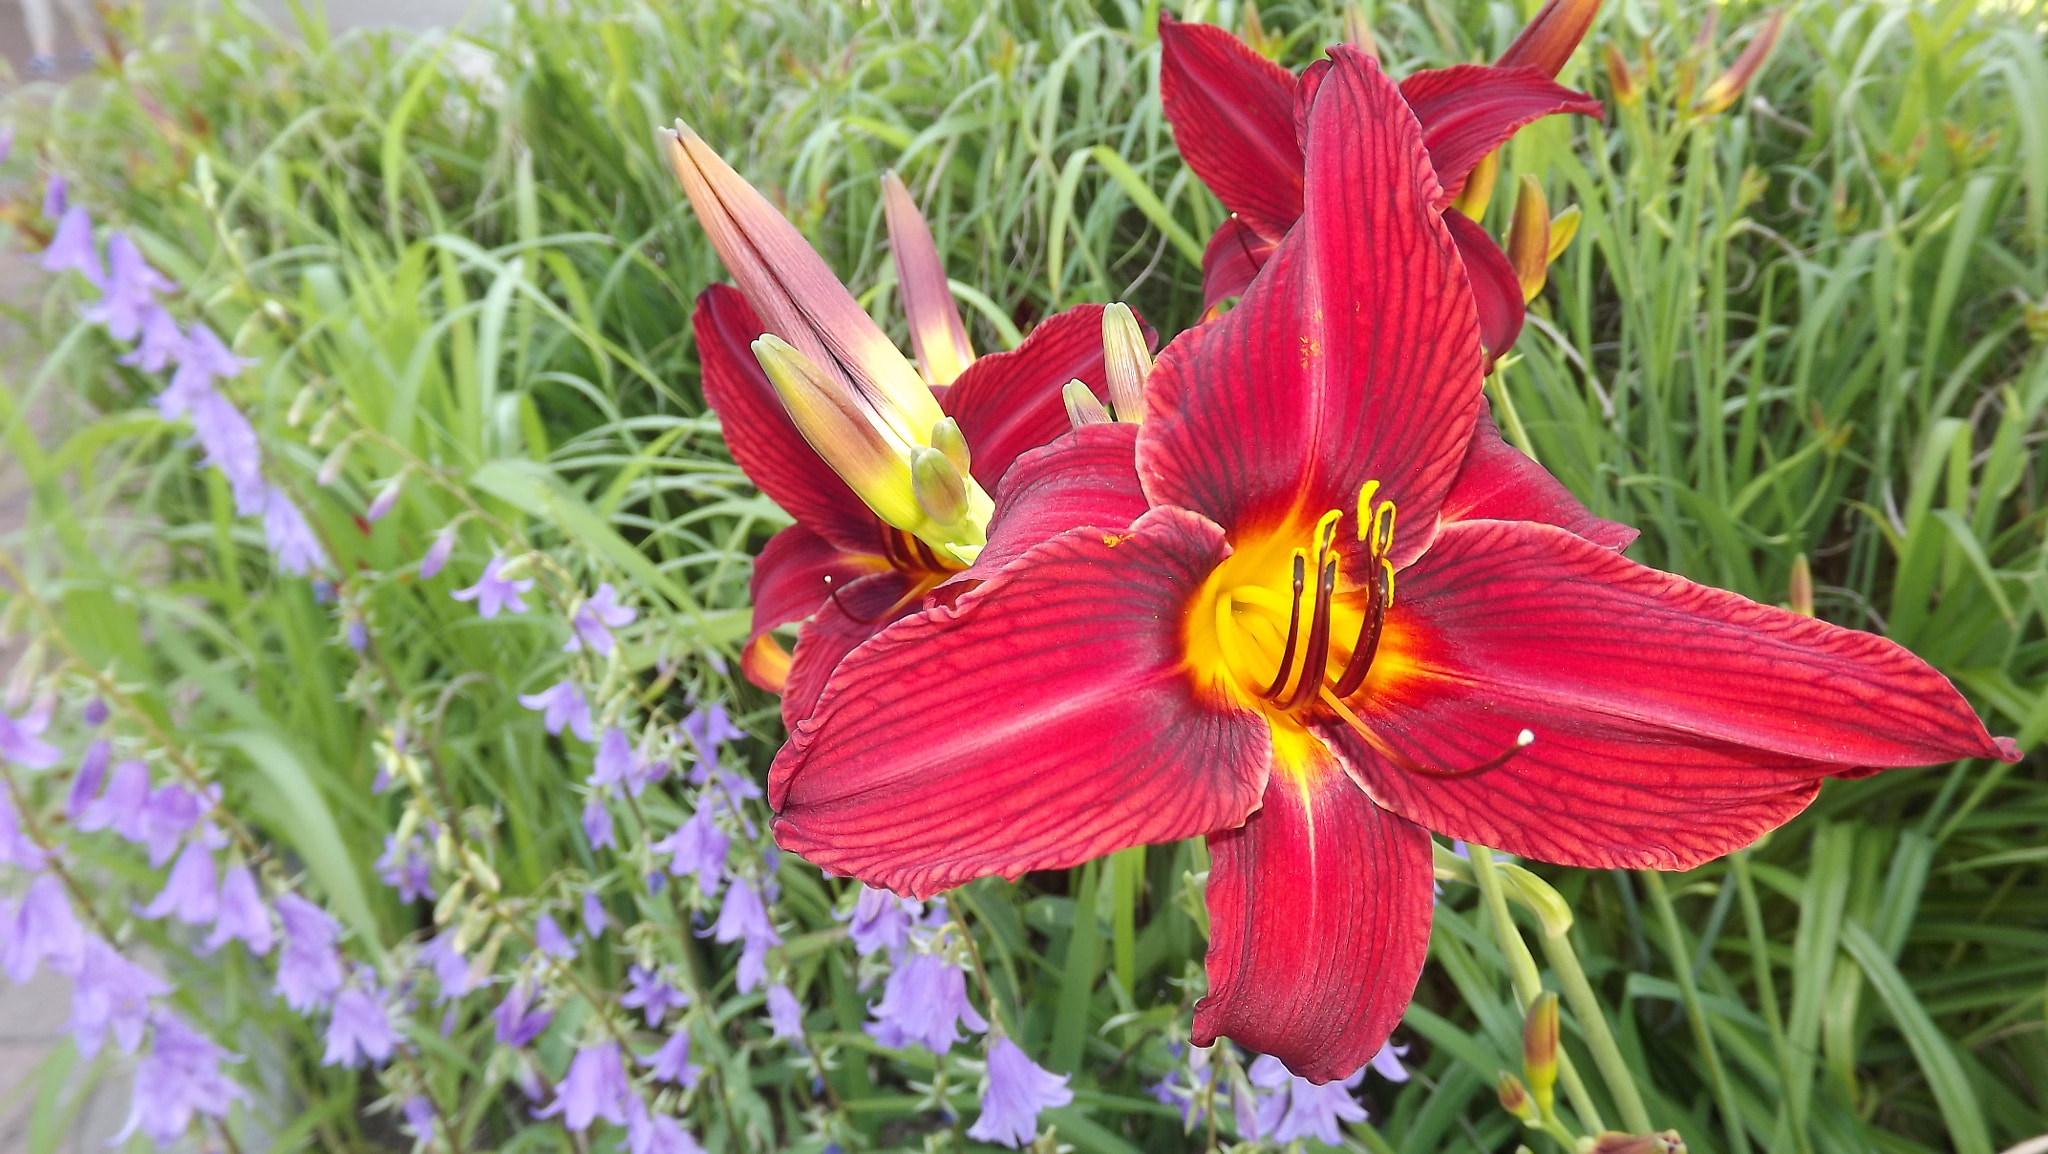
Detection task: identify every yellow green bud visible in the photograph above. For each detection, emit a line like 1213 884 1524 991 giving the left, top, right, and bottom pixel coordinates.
1522 991 1560 1112
911 447 970 526
1102 303 1152 423
1063 380 1110 429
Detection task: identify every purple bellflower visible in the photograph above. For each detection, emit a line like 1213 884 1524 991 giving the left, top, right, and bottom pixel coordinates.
1246 1054 1367 1145
186 390 267 514
535 913 576 961
625 1098 706 1154
680 703 744 762
420 528 457 579
120 305 187 373
375 834 435 903
42 173 65 219
205 862 275 955
115 1011 245 1146
645 1029 702 1088
538 1041 631 1132
421 930 480 1003
1 874 86 982
518 680 593 742
620 964 687 1027
864 951 987 1055
323 977 402 1069
64 740 109 823
968 1038 1074 1148
452 556 533 618
140 780 209 867
40 205 102 284
494 981 553 1046
581 800 615 850
766 983 805 1046
77 758 152 843
274 893 345 1013
652 805 727 898
263 486 328 575
707 879 779 993
141 840 220 926
82 232 175 341
564 583 636 654
844 886 918 957
69 937 170 1058
0 701 62 769
0 791 45 870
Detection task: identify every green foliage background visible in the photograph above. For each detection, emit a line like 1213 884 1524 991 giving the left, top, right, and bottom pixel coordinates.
1 0 2044 1150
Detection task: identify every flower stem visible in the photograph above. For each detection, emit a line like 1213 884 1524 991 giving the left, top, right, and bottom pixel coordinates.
1533 910 1655 1134
1466 845 1606 1135
1641 869 1751 1154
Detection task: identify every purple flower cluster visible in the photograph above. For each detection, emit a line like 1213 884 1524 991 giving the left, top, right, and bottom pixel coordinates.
43 195 325 575
564 583 636 654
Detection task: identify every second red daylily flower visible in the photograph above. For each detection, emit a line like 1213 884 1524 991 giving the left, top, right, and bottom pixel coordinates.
1159 0 1605 353
767 51 2017 1081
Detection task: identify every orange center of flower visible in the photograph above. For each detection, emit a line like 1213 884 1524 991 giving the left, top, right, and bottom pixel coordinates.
1186 482 1398 719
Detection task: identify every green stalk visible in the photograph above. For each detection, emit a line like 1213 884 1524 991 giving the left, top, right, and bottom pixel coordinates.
1642 870 1751 1154
1467 846 1606 1136
1535 919 1655 1134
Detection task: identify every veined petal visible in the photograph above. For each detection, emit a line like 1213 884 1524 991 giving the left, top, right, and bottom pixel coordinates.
883 172 976 386
746 524 890 693
1439 407 1638 550
1142 49 1483 565
696 286 883 553
1444 211 1527 359
1399 65 1604 205
665 126 944 443
943 304 1147 485
1194 751 1432 1083
1496 0 1604 77
1200 217 1278 317
1327 519 2016 869
1157 14 1304 241
956 423 1148 585
780 569 925 731
771 507 1272 898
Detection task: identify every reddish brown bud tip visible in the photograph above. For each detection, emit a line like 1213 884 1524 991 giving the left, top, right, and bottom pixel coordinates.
1497 0 1604 78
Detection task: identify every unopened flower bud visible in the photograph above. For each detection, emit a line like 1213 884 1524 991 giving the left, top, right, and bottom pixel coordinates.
1497 0 1602 76
1696 10 1784 116
1453 151 1501 221
1547 205 1581 263
316 435 355 487
366 476 404 523
420 528 457 579
911 447 970 526
1507 177 1553 302
753 334 925 533
883 171 976 387
929 417 971 477
1342 5 1379 58
461 846 501 894
1063 380 1110 429
1521 991 1560 1112
1604 42 1639 105
1497 1072 1540 1124
1102 303 1152 423
1789 553 1814 617
1587 1132 1687 1154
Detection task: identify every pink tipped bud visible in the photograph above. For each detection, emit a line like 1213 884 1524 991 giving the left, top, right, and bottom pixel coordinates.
882 172 975 387
420 529 456 579
1789 553 1814 617
1496 0 1603 77
366 477 403 523
1588 1132 1688 1154
1696 10 1785 115
1604 42 1639 105
1496 1072 1539 1124
662 123 942 444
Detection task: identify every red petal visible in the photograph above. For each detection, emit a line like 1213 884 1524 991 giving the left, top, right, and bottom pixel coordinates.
1444 209 1527 358
1194 754 1432 1082
1497 0 1603 78
695 286 883 553
942 304 1147 486
1440 405 1638 550
1326 520 2015 869
746 524 891 693
1199 217 1277 317
779 568 922 730
1157 14 1304 240
957 423 1148 584
770 507 1272 898
1141 48 1483 565
1400 65 1605 204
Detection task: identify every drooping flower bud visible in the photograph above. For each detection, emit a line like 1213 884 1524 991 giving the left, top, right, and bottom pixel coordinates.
1604 42 1640 105
1520 991 1560 1112
882 172 976 387
911 447 971 527
1063 380 1110 429
1102 303 1152 423
1452 151 1500 221
752 335 924 533
1507 178 1553 303
1695 10 1785 116
1497 0 1603 77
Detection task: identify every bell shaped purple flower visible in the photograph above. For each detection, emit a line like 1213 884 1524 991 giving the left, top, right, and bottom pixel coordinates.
42 173 65 219
1245 1054 1367 1145
375 834 435 903
644 1028 702 1088
120 305 188 373
707 879 779 993
141 840 219 926
581 800 615 850
581 891 608 939
0 701 61 769
0 790 45 870
140 780 209 867
588 727 637 792
967 1038 1074 1148
420 929 480 1004
68 936 170 1057
765 983 805 1046
77 758 152 842
680 703 744 761
323 976 402 1069
620 964 687 1027
564 583 636 655
40 205 102 285
864 951 987 1055
452 555 534 618
262 486 327 576
518 680 592 741
844 885 919 957
537 1041 631 1132
274 893 345 1013
624 1097 706 1154
1 873 86 981
419 528 457 579
169 322 254 392
186 390 267 514
494 980 553 1046
1369 1040 1411 1083
204 862 275 955
534 913 576 961
82 232 175 342
115 1011 245 1146
652 805 727 897
64 740 110 823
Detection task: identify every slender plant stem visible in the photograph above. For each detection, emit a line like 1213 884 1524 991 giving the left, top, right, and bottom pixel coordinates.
1641 870 1751 1154
1535 917 1655 1134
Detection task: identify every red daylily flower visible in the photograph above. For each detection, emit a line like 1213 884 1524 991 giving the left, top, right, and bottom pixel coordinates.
666 130 1148 725
1159 0 1605 353
767 52 2018 1081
